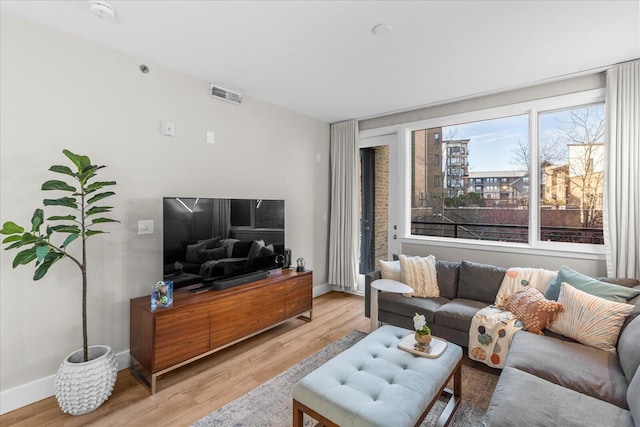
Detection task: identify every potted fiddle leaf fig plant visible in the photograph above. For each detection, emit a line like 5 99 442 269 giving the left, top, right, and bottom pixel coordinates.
0 149 119 415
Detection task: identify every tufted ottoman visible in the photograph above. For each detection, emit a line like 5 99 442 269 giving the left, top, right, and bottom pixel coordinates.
292 325 463 427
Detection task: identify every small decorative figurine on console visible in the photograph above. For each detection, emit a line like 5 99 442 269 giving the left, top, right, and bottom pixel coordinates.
296 257 306 272
151 280 173 310
174 261 184 276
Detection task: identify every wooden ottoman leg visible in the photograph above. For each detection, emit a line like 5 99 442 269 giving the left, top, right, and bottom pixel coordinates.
293 399 304 427
453 359 462 399
435 359 462 427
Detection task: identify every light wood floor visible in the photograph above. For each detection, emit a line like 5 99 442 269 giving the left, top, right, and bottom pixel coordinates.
1 291 370 427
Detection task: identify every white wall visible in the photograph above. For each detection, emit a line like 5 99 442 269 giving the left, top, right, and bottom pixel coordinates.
0 12 330 400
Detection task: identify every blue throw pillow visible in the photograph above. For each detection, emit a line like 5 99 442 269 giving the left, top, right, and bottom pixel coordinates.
544 265 640 303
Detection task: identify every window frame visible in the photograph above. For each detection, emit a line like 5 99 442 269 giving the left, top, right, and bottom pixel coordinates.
396 88 606 260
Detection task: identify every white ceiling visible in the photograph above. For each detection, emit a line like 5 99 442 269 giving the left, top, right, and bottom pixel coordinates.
1 1 639 123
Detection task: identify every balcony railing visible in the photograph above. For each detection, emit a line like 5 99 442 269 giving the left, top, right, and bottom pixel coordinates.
411 221 603 244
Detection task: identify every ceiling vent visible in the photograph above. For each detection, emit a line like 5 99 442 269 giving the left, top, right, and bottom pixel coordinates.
210 83 242 105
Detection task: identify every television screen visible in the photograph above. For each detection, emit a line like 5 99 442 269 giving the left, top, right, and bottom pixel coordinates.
163 197 285 288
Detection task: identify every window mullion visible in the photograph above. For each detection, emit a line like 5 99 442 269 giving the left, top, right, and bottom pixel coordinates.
529 108 540 246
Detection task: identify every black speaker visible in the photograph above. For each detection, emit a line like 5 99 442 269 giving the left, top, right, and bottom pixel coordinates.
284 248 292 269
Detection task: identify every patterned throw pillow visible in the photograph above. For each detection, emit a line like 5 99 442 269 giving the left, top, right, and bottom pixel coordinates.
548 282 635 352
399 254 439 298
494 267 558 307
504 287 564 335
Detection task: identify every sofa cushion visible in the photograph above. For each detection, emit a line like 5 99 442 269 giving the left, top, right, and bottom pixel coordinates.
436 260 459 299
548 282 634 353
505 331 629 409
379 293 448 324
545 265 640 302
379 260 401 281
503 287 564 335
621 290 640 335
628 369 640 426
399 254 439 297
618 315 640 384
198 247 227 262
434 299 487 332
457 261 506 304
484 366 634 427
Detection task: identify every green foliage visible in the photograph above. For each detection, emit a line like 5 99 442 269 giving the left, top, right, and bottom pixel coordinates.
417 325 431 336
0 150 118 279
444 192 486 208
0 149 119 361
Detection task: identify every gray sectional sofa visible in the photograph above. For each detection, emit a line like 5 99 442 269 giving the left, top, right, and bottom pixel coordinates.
364 260 510 347
484 316 640 426
364 259 640 426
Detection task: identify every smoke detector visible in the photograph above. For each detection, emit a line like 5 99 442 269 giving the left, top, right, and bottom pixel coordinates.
210 83 242 105
89 1 116 20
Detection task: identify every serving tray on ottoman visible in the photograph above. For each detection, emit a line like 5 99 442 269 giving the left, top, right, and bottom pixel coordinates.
398 334 448 358
292 325 463 427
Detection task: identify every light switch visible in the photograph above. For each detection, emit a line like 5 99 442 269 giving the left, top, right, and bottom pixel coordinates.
207 131 215 144
161 121 175 137
138 220 154 235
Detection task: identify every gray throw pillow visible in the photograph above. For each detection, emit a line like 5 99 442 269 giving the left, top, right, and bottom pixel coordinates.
185 242 206 263
198 247 227 262
247 239 265 259
457 260 506 303
257 244 274 257
198 236 221 249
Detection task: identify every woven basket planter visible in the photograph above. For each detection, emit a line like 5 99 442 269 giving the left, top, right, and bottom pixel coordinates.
54 345 118 415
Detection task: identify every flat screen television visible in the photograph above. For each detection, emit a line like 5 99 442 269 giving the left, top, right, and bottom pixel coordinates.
163 197 285 289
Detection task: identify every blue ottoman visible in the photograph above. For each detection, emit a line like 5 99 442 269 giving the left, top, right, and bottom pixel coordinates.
292 325 463 427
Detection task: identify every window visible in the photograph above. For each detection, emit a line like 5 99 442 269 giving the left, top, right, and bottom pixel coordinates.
538 104 604 244
409 93 605 249
410 115 529 242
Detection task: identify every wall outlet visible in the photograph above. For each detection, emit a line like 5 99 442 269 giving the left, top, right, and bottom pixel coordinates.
161 121 175 136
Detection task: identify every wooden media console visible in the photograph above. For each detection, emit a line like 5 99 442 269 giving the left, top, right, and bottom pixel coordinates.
129 269 313 393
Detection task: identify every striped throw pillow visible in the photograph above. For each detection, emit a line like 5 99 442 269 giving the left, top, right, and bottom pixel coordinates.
548 282 634 353
399 254 439 298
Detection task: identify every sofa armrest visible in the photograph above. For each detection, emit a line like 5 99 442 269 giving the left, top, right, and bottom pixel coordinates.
364 270 382 318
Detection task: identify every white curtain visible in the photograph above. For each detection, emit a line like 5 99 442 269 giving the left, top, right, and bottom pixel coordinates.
604 60 640 279
328 120 359 289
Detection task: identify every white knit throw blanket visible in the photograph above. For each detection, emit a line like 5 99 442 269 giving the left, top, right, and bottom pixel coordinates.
468 267 557 368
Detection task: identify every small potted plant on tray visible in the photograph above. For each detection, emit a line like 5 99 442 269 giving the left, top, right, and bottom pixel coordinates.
413 313 432 347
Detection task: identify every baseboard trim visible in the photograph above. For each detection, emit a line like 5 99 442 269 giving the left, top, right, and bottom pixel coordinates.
1 288 338 415
0 349 131 415
312 283 333 297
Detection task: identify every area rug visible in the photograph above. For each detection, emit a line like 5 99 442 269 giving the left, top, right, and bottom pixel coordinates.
192 330 500 427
